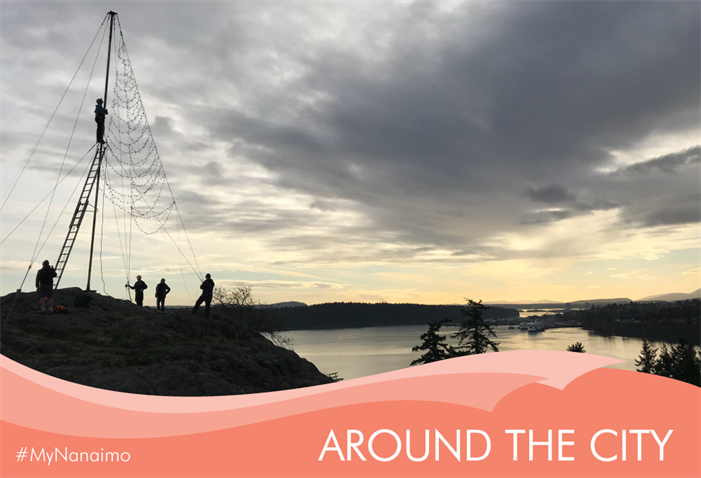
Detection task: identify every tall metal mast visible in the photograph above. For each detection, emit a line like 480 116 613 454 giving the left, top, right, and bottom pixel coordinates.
86 11 117 292
54 11 117 291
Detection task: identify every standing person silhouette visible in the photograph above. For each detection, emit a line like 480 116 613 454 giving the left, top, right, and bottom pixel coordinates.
95 98 108 143
192 274 214 318
155 278 171 312
35 260 57 314
126 275 148 307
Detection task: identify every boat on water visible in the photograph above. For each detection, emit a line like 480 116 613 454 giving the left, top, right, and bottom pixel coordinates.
519 321 529 330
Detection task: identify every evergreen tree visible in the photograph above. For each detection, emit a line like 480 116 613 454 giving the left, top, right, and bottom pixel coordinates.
566 342 586 353
411 319 455 366
655 344 675 378
452 299 499 355
670 338 701 386
634 339 657 374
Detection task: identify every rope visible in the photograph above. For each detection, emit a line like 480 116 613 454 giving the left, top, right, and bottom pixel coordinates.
33 147 96 264
163 170 203 279
106 162 131 298
98 22 204 282
0 15 108 213
131 190 203 280
0 146 96 246
2 147 93 322
177 217 193 301
6 12 204 308
4 16 107 321
112 34 131 300
13 151 95 291
99 169 110 296
25 22 108 272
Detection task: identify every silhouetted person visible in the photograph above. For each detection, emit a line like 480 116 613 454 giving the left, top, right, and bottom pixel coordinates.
192 273 214 318
155 278 171 312
35 260 57 314
126 275 148 307
95 98 108 143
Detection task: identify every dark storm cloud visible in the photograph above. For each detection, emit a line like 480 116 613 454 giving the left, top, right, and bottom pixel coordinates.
3 2 699 263
309 200 339 212
201 161 231 186
640 201 701 228
151 116 176 138
200 1 698 253
150 116 210 153
603 153 701 230
614 146 700 175
520 210 574 225
526 185 577 204
519 185 620 225
617 191 701 229
572 199 619 213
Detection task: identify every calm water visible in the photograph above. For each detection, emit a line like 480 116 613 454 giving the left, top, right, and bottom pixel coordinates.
286 325 677 381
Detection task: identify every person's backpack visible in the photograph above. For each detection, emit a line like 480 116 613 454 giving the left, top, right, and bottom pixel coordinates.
53 305 68 314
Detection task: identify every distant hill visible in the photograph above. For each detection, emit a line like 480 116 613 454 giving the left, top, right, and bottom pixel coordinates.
270 302 519 330
638 289 701 302
569 298 632 307
488 298 631 309
266 301 308 308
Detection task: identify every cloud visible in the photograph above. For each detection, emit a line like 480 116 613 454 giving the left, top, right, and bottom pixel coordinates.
611 270 655 281
214 279 343 290
1 2 699 302
520 209 574 225
613 146 700 175
639 200 701 227
526 184 576 204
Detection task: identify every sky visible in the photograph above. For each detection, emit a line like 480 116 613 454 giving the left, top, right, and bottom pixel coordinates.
1 1 699 306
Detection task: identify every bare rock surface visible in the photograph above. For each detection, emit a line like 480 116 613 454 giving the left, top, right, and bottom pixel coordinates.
1 288 333 396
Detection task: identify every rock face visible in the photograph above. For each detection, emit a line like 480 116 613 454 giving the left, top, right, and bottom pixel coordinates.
1 288 333 396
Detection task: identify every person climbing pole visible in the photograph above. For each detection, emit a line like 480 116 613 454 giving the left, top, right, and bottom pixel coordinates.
155 278 171 312
192 273 214 318
95 98 108 143
35 260 57 314
126 275 148 307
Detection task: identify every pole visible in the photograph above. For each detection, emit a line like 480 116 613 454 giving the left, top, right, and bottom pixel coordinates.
86 11 116 292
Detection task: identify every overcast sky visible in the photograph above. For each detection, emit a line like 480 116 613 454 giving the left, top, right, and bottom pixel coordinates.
1 1 699 306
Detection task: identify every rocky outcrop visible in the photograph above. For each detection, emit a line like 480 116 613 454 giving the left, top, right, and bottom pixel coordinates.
0 288 333 395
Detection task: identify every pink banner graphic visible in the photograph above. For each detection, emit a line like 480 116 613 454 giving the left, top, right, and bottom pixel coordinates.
2 351 699 477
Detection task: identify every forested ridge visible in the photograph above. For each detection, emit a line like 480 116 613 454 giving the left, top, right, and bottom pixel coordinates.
269 302 518 330
564 299 700 345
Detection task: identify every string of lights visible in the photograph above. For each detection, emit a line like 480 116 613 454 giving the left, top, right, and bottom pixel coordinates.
100 35 174 236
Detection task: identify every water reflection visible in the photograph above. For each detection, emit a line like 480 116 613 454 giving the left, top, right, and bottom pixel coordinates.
286 325 684 381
